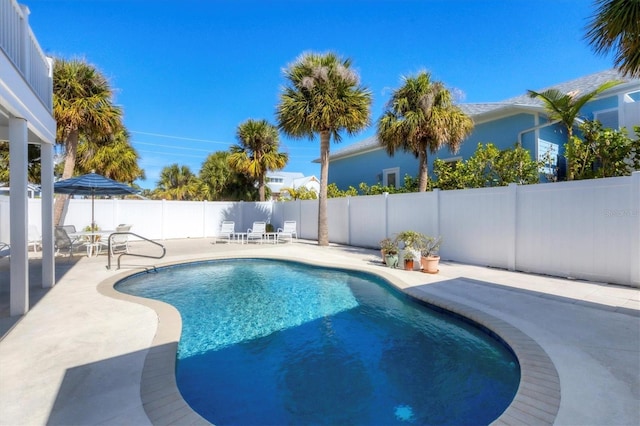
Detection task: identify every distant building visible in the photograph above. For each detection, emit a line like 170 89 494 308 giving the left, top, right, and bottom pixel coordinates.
0 183 42 198
323 69 640 190
266 172 320 200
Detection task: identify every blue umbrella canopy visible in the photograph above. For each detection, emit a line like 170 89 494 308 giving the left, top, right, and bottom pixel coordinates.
53 172 139 196
54 172 139 228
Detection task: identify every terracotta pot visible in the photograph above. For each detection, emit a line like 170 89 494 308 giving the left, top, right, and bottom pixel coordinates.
404 259 414 271
421 255 440 273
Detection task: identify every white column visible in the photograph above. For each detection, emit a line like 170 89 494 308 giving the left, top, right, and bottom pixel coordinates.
9 118 29 316
631 171 640 287
40 142 55 288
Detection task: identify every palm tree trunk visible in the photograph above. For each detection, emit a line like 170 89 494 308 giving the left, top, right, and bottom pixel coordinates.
258 174 266 202
53 131 79 225
318 130 330 246
418 150 429 192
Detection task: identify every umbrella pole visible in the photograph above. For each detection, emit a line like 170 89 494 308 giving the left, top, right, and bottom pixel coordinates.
91 193 96 243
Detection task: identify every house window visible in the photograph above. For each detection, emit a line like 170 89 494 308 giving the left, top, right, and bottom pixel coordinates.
382 167 399 189
594 108 619 129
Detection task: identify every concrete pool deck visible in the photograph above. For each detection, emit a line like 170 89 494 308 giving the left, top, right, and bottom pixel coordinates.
0 238 638 425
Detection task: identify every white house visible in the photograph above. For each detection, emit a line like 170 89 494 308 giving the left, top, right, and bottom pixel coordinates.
266 171 320 200
1 0 56 316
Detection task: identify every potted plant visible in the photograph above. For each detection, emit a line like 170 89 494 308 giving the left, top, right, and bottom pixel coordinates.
82 223 101 242
396 230 424 271
402 250 416 271
379 237 399 268
420 236 442 274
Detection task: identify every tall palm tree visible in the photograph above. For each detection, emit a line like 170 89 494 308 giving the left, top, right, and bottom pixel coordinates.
277 52 371 246
377 71 473 192
228 119 288 202
154 164 201 200
76 129 145 184
527 80 621 140
585 0 640 78
53 58 123 224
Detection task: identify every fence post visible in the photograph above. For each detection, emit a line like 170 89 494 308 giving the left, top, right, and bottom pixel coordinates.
383 192 389 238
507 183 518 271
202 200 207 238
434 188 441 238
346 196 351 246
631 171 640 287
161 199 166 240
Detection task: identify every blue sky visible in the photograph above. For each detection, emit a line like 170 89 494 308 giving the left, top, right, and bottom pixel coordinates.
26 0 613 189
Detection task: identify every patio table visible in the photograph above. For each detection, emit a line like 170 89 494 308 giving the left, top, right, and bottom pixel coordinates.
69 230 115 257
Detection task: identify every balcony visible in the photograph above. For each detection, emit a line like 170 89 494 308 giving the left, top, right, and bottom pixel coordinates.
0 0 55 144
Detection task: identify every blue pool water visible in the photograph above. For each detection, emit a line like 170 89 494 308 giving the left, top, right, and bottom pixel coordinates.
116 259 520 425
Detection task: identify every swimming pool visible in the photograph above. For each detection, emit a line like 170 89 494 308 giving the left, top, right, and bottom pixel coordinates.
116 259 520 425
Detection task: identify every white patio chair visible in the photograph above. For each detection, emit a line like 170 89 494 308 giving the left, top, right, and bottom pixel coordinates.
214 221 235 244
28 225 42 252
277 221 298 243
0 242 10 258
100 224 132 256
54 226 86 257
246 221 266 243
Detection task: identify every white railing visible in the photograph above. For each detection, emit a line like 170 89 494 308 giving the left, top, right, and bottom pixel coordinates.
0 0 53 110
1 172 638 287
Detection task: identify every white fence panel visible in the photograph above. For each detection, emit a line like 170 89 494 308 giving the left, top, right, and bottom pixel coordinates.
241 202 273 232
274 200 302 234
2 172 638 286
299 199 318 241
439 186 515 268
162 201 205 239
327 197 349 245
387 192 439 239
204 202 236 237
113 199 163 240
516 177 634 284
349 194 387 248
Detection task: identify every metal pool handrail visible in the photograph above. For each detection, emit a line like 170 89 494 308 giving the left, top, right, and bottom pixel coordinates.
106 232 166 270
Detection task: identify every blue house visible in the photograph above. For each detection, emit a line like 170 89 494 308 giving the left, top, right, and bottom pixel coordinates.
325 69 640 189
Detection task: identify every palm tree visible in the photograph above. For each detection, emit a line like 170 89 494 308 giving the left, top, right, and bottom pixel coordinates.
53 58 123 224
276 52 371 246
76 129 145 184
585 0 640 78
154 164 201 200
199 151 259 201
527 80 621 180
377 71 473 192
228 119 288 202
527 80 621 140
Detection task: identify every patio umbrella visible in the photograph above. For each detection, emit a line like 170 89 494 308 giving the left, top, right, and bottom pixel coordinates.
54 172 139 229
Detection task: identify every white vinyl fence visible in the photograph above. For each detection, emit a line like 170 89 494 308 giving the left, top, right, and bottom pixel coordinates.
1 172 638 287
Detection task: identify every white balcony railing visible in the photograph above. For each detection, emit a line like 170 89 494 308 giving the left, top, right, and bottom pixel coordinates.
0 0 53 111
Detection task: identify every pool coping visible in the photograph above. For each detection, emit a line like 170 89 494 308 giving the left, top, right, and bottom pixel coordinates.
97 254 561 426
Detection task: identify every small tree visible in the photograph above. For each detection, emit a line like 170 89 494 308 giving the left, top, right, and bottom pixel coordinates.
565 121 640 180
434 143 541 189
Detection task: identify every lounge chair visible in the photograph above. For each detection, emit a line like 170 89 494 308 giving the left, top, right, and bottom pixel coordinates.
101 224 132 256
0 242 10 258
54 226 85 256
28 225 42 252
246 221 266 243
277 221 298 243
214 221 235 244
